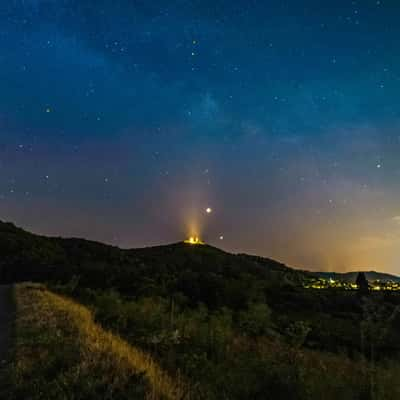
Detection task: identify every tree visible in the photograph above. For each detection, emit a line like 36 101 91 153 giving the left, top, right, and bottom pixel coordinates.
356 272 369 295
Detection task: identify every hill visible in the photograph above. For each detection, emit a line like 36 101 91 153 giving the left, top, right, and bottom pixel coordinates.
2 220 400 399
314 270 400 283
0 220 309 309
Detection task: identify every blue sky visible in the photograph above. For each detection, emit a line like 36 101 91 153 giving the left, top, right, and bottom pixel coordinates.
2 0 400 272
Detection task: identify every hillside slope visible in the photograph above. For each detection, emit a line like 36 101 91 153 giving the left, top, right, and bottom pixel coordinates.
2 222 400 399
0 221 308 309
1 220 399 300
3 283 187 400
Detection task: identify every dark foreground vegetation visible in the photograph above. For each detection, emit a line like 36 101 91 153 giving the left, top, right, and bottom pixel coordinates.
3 283 185 400
1 221 400 399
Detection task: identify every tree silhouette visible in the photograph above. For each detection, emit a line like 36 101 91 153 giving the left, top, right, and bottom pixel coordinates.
356 272 369 295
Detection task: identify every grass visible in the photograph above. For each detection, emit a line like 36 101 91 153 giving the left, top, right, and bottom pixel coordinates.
4 283 400 400
4 283 188 400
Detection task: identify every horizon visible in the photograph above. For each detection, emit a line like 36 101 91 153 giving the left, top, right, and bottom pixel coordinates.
3 218 399 277
2 1 400 273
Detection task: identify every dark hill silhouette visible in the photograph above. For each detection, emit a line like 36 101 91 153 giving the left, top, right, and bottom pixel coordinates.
0 220 309 309
314 270 400 283
1 220 398 292
4 220 400 358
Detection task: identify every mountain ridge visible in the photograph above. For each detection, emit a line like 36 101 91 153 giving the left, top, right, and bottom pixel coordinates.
313 270 400 283
0 220 398 284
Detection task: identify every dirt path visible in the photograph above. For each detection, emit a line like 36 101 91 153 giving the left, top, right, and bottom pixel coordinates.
0 286 14 365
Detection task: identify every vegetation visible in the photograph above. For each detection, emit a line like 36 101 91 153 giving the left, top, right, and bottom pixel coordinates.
49 282 400 400
0 221 306 299
2 221 400 398
3 283 187 400
357 272 371 294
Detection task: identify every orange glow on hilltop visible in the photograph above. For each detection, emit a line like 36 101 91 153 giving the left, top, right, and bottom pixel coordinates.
184 236 205 245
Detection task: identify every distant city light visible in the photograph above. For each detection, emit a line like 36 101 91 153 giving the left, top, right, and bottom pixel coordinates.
303 277 400 291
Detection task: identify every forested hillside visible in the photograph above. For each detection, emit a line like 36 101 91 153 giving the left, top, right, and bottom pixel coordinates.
2 221 400 398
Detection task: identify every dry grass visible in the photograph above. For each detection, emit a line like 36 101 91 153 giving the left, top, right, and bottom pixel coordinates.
7 283 188 400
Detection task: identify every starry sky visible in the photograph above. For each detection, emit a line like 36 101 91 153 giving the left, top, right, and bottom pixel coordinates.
2 0 400 273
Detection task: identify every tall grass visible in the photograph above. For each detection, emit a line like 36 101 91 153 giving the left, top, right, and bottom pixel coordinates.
6 283 188 400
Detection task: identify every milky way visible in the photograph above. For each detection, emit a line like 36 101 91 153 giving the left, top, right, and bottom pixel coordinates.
1 1 400 273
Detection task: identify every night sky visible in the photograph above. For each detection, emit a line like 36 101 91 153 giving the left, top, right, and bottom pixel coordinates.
2 1 400 273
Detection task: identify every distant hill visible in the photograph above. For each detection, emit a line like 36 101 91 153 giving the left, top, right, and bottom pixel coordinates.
0 220 297 278
0 220 310 309
314 271 400 283
2 218 399 303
